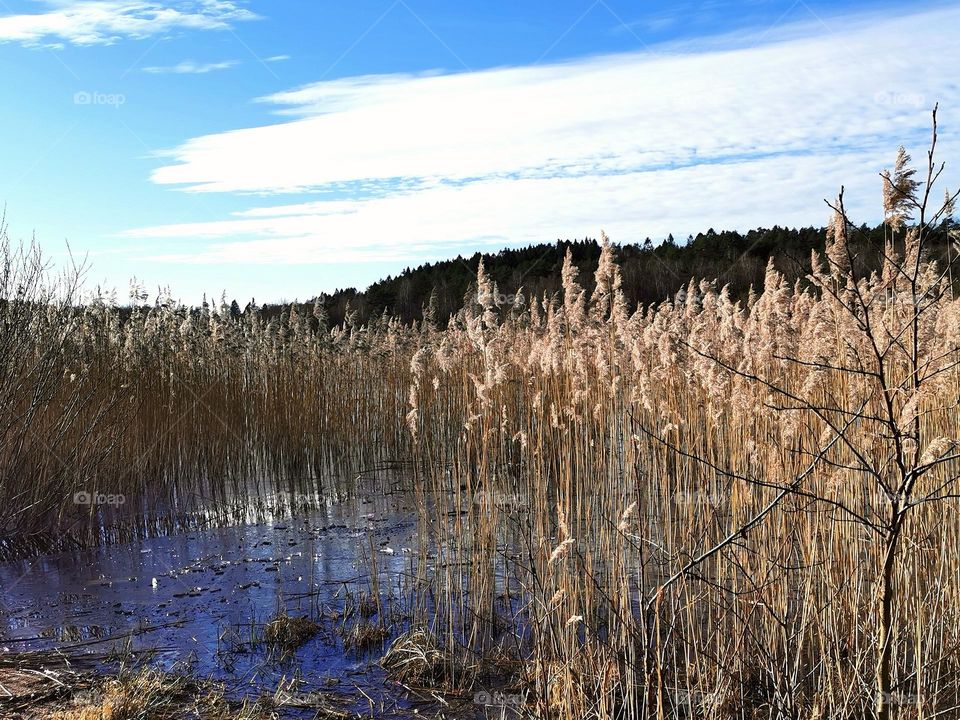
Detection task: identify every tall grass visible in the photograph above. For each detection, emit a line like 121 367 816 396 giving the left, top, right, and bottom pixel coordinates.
2 127 959 718
0 248 415 551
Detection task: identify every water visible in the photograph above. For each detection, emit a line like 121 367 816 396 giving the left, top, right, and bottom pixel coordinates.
0 492 478 718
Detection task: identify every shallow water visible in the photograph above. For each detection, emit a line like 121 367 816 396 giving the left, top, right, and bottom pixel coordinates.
0 492 471 717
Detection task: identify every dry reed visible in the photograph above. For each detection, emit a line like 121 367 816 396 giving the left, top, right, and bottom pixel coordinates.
2 117 959 718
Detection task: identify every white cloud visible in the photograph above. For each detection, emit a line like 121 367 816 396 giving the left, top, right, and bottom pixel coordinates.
144 59 239 74
265 54 289 63
0 1 256 46
129 4 960 266
127 148 930 266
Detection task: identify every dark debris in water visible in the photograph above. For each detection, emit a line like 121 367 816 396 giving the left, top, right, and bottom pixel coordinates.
0 494 497 718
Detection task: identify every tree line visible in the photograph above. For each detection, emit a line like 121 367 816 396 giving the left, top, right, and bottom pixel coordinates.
233 220 956 328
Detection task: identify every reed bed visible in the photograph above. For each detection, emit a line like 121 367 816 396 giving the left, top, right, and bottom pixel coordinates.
0 237 413 553
2 122 959 718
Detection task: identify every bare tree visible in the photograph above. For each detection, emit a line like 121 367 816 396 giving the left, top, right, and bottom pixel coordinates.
640 106 960 719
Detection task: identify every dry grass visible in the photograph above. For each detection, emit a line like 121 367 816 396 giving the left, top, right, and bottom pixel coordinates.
2 125 960 718
380 629 449 687
3 667 274 720
341 622 390 653
260 614 320 653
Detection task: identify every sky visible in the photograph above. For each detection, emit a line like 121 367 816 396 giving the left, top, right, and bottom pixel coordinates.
0 0 958 304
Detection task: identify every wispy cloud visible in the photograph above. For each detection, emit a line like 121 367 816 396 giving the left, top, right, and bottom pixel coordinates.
130 152 900 266
265 54 290 63
128 5 959 266
144 59 239 74
0 1 257 46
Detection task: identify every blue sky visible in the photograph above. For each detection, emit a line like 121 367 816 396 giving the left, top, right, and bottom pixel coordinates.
0 0 957 304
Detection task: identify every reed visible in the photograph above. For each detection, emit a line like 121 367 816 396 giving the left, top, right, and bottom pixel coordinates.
2 115 959 718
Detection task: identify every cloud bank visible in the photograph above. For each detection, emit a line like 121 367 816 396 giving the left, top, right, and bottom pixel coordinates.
128 4 960 266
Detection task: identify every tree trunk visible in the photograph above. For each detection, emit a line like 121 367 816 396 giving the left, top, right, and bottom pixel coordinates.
876 525 900 720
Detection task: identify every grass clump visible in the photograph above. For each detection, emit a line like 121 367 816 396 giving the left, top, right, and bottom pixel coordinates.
46 668 273 720
340 620 390 653
380 629 448 687
261 614 320 653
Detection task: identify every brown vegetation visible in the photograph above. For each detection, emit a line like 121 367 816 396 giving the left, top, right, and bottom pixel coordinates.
261 613 321 653
2 112 959 718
